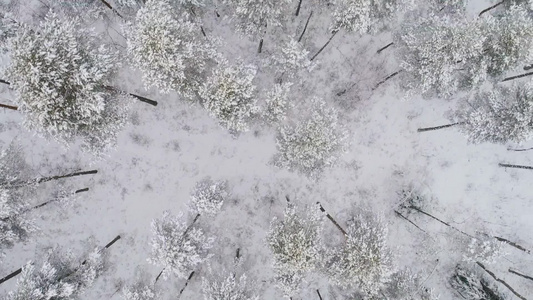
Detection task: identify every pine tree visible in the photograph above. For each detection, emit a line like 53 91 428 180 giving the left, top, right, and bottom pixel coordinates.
270 39 315 80
126 0 220 98
274 98 347 178
263 82 292 125
455 83 533 144
325 211 394 297
5 12 129 156
450 265 506 300
149 211 214 280
383 269 440 300
394 11 485 98
332 0 408 34
189 177 229 217
202 272 259 300
199 62 259 133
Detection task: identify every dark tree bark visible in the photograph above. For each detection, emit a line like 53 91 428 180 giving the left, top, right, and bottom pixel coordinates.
310 30 339 61
0 78 10 85
37 170 98 184
507 147 533 152
0 267 23 285
98 0 124 18
499 163 533 170
417 122 462 132
295 0 303 16
258 39 264 54
408 206 473 238
509 269 533 282
501 71 533 82
177 271 195 298
317 202 347 236
104 86 158 106
494 236 531 254
316 289 323 300
373 70 402 90
32 188 89 210
0 103 18 110
201 26 207 37
476 262 527 300
478 0 505 17
377 42 394 54
394 210 426 233
155 269 165 283
298 11 313 43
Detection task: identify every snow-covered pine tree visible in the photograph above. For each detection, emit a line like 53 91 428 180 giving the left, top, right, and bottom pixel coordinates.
394 11 485 98
332 0 409 34
450 264 506 300
4 247 106 300
222 0 293 44
382 269 440 300
5 12 130 157
149 211 214 280
122 282 160 300
270 39 315 80
199 62 259 133
202 272 259 300
455 83 533 144
479 4 533 80
263 82 293 125
325 211 394 297
274 98 347 178
274 270 305 299
189 177 229 217
126 0 219 98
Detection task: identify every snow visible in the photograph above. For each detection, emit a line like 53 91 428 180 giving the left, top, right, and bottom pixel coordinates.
1 0 533 299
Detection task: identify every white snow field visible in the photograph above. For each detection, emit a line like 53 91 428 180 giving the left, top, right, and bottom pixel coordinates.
1 0 533 299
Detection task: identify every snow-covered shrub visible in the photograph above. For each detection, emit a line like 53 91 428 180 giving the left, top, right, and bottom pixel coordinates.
274 98 347 178
5 12 129 156
126 0 219 97
199 62 259 133
463 233 505 265
271 39 315 79
325 211 394 297
455 84 533 144
189 177 229 216
383 269 440 300
263 82 292 125
397 183 430 211
274 270 305 299
202 272 259 300
394 12 485 98
222 0 292 39
122 282 159 300
450 264 506 300
149 211 214 280
332 0 406 34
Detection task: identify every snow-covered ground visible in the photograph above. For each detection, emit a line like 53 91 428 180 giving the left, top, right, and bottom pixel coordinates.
1 0 533 299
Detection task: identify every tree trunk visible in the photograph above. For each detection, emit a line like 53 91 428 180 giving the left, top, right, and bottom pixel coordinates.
0 103 18 110
501 71 533 82
310 30 338 61
507 146 533 152
417 122 461 132
98 0 123 18
408 205 473 238
316 289 323 300
104 85 158 106
200 26 206 37
494 236 531 254
478 0 505 17
235 248 241 259
373 70 402 90
177 271 195 298
509 269 533 282
376 42 394 54
0 78 10 85
258 39 264 54
298 11 313 43
476 262 527 300
394 210 426 233
0 267 23 285
295 0 303 16
37 170 98 184
499 163 533 170
155 268 165 283
317 202 347 236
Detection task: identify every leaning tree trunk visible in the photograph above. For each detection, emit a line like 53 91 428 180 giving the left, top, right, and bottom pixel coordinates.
37 170 98 184
417 122 462 132
310 30 339 61
0 78 10 85
376 42 394 54
295 0 304 16
477 262 527 300
499 163 533 170
509 269 533 282
0 103 18 110
0 267 23 286
373 70 402 90
298 11 313 43
501 71 533 82
98 0 123 18
316 202 347 236
177 271 195 298
478 0 505 17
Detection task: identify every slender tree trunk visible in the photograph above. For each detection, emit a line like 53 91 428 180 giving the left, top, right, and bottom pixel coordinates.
507 146 533 152
258 39 264 54
316 202 347 236
476 262 527 300
376 42 394 54
316 289 323 300
155 268 165 283
373 70 402 90
32 188 89 210
295 0 304 16
501 71 533 82
104 85 158 106
499 163 533 170
478 0 505 17
177 271 195 298
0 78 10 85
0 103 18 110
509 269 533 282
494 236 531 254
98 0 123 18
200 26 206 37
394 210 426 233
417 122 461 132
215 9 220 17
310 30 339 61
0 267 23 285
235 248 241 259
408 206 474 238
37 170 98 184
298 11 313 43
